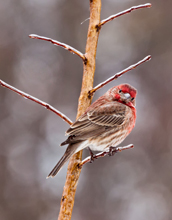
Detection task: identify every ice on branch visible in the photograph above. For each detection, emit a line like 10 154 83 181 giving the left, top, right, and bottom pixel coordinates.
89 55 151 96
29 34 87 64
80 144 134 167
97 3 151 29
0 79 73 125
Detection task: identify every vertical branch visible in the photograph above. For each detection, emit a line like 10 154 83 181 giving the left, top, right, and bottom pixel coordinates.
58 0 101 220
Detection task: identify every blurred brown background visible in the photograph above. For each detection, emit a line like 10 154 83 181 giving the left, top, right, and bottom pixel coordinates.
0 0 171 220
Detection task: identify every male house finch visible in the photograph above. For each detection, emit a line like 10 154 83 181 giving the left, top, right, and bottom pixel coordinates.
48 83 137 178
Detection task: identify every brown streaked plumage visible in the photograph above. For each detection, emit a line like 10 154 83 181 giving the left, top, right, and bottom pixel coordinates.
47 84 137 178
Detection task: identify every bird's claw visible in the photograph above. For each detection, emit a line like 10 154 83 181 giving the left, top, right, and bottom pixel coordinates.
89 156 94 163
88 147 95 163
108 146 117 156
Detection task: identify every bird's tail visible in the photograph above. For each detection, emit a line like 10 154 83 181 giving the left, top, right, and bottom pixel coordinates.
47 143 79 178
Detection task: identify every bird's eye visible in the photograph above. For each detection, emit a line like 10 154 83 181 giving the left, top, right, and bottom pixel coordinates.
119 89 122 93
131 97 134 101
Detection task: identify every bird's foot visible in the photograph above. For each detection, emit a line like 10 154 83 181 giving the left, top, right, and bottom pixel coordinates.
88 147 95 163
108 146 117 156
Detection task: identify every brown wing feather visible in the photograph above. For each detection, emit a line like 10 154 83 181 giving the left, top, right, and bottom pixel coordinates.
61 102 128 146
88 115 124 126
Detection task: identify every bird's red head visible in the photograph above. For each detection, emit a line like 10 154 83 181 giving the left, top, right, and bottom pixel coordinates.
109 84 137 107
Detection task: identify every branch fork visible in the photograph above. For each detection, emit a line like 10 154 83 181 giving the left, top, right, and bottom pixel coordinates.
96 3 151 30
88 55 151 97
29 34 88 65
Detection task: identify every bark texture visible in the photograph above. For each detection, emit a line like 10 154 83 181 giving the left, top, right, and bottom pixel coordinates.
58 1 101 220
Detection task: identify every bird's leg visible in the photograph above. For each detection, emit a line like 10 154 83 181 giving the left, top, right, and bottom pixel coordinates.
88 147 95 163
108 146 117 156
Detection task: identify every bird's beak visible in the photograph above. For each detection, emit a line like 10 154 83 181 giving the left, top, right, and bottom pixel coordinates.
119 92 131 103
123 93 131 99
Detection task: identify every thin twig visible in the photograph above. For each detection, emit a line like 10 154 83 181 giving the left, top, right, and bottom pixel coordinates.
80 144 134 167
97 3 151 29
29 34 87 64
0 79 73 125
89 55 151 96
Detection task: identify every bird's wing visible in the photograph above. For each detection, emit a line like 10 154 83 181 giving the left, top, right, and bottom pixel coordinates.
61 102 129 145
87 102 126 126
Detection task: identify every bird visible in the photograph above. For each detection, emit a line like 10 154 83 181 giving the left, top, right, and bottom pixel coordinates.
47 83 137 178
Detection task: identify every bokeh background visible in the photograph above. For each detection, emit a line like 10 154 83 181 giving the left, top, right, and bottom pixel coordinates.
0 0 171 220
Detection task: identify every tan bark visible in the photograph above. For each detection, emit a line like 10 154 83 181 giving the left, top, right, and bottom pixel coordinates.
58 1 101 219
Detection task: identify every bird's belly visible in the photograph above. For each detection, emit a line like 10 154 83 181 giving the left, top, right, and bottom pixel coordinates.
88 129 128 152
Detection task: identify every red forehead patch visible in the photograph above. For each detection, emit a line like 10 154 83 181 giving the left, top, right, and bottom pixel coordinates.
118 84 137 98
